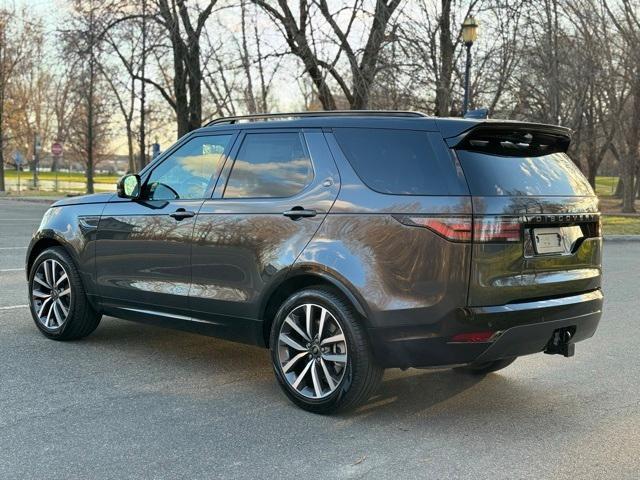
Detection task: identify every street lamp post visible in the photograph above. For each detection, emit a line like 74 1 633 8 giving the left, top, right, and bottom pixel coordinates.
461 16 479 115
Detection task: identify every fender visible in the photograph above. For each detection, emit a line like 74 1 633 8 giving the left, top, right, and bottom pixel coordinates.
26 200 108 297
285 265 370 320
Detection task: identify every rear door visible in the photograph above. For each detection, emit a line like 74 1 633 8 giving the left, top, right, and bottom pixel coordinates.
189 129 340 343
452 124 602 306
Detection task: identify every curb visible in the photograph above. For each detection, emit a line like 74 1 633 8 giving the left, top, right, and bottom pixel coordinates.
602 213 640 218
0 195 67 205
604 235 640 242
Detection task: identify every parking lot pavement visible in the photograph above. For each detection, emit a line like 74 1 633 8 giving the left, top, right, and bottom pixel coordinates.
0 198 638 480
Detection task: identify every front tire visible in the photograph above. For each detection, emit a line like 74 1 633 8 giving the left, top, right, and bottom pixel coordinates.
28 247 101 340
270 287 382 414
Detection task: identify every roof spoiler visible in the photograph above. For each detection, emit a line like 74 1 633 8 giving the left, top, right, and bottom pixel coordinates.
445 122 572 157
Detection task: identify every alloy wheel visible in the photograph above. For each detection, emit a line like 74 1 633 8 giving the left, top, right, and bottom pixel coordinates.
31 259 71 330
277 303 348 399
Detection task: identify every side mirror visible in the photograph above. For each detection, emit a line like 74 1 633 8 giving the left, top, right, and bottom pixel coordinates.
117 174 141 199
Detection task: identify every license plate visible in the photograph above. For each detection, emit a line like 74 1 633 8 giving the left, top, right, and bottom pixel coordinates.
533 228 565 254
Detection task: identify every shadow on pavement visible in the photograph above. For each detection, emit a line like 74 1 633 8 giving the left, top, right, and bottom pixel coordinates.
78 316 565 426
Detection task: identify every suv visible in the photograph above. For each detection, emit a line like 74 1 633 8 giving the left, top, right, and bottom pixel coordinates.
26 111 603 413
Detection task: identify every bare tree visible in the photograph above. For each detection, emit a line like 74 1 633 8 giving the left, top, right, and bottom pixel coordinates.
0 7 31 192
62 0 115 193
51 66 80 173
153 0 218 137
253 0 402 110
604 0 639 212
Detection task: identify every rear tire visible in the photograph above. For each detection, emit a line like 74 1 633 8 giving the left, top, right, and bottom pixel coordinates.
454 357 517 375
270 286 382 414
28 247 101 341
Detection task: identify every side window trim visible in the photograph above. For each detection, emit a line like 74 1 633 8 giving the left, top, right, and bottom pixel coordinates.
140 131 238 201
215 129 316 201
211 131 246 199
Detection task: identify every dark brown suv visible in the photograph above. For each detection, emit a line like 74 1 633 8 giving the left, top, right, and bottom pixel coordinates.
26 111 603 413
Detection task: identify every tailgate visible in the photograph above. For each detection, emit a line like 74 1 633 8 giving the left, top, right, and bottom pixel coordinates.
452 123 602 307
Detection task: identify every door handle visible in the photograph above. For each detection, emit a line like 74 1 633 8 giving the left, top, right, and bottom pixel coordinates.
283 207 317 220
169 208 196 220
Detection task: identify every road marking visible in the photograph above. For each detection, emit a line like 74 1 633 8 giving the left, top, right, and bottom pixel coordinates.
0 305 28 311
0 247 27 250
0 268 24 272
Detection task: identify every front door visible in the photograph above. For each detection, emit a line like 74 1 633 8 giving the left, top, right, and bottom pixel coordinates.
96 133 236 317
189 130 340 343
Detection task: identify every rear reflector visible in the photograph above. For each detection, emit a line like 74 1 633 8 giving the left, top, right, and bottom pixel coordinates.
394 215 521 243
450 331 495 343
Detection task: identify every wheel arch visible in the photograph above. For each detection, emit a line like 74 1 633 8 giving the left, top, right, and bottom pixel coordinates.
26 236 73 276
260 269 370 347
26 235 102 310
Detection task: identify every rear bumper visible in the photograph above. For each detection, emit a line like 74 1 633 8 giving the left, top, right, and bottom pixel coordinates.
370 290 603 368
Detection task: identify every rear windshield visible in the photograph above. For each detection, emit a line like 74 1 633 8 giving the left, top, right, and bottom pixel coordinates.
333 128 463 195
456 151 594 196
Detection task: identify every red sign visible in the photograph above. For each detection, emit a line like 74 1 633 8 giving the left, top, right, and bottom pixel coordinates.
51 142 63 156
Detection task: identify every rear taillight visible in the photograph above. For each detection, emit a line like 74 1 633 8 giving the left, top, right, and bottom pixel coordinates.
474 216 521 242
395 216 472 242
394 215 521 243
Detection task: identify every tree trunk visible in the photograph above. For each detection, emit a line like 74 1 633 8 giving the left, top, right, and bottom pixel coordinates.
615 177 623 198
187 45 203 132
139 0 147 169
173 53 190 138
0 111 4 192
622 162 635 213
240 0 258 114
0 148 4 193
86 24 95 195
0 20 6 193
435 0 453 116
350 0 401 110
302 54 336 110
126 118 135 174
622 76 640 212
587 165 597 189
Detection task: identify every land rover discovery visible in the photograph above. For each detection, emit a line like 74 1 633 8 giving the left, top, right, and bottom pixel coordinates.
26 111 603 413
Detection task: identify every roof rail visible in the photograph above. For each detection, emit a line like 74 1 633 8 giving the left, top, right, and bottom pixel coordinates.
205 110 427 126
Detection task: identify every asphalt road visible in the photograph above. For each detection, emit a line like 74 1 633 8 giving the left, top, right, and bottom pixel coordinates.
0 198 638 480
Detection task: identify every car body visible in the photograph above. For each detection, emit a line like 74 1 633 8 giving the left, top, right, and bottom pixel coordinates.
26 111 603 413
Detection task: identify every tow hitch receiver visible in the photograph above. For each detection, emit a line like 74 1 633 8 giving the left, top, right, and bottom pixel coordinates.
544 327 576 357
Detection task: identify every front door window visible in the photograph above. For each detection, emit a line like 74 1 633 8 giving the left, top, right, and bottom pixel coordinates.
145 135 232 201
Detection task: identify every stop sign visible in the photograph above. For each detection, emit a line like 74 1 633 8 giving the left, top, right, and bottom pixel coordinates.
51 142 63 156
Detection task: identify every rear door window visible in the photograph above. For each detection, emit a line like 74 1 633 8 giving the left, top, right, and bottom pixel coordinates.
333 128 463 195
456 151 594 196
223 132 314 198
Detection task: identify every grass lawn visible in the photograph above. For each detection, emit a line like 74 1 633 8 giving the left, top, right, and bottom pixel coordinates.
595 176 618 196
4 170 118 184
601 216 640 235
